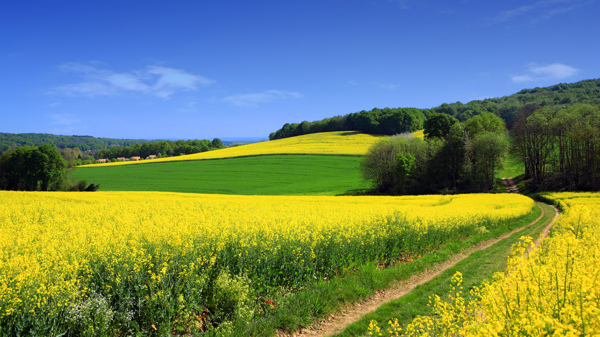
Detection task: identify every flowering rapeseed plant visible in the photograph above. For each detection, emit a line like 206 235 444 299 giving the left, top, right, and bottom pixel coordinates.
374 192 600 336
0 191 533 335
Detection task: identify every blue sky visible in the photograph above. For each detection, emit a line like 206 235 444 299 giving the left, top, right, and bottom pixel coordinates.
1 0 599 139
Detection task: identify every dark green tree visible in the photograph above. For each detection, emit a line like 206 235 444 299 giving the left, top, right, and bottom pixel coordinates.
38 144 66 190
0 145 66 191
211 138 224 149
423 113 459 139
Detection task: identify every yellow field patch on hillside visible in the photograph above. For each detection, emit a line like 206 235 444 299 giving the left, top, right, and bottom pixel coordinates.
410 129 424 139
79 130 422 167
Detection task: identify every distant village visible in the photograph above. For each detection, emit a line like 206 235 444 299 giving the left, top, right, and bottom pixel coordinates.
96 154 157 163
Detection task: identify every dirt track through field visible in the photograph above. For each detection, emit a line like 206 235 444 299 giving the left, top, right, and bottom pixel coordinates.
282 203 558 337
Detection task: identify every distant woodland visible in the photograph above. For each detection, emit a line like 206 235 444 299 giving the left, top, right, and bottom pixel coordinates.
269 107 429 140
94 139 223 162
270 79 600 138
0 133 151 154
0 133 224 166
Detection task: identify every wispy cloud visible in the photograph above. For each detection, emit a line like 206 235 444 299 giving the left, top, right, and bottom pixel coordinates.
51 113 80 126
388 0 411 10
180 99 199 114
372 81 398 90
49 62 214 98
48 113 83 134
490 0 590 25
511 63 578 83
224 90 303 107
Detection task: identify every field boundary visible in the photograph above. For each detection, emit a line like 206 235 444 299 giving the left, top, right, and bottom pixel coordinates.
284 202 556 337
77 153 365 168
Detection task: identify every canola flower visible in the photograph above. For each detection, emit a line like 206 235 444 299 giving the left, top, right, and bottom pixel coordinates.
0 191 533 335
78 131 421 167
369 192 600 336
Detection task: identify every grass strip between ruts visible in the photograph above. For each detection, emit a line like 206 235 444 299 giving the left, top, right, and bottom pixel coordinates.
231 203 543 336
331 202 556 337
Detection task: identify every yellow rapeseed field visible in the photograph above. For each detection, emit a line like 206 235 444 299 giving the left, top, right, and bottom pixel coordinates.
373 192 600 336
79 130 423 167
0 191 533 335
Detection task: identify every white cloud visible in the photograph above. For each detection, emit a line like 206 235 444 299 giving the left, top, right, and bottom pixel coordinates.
491 0 588 25
511 63 579 83
50 62 213 98
372 82 398 90
388 0 411 10
51 113 80 126
224 90 303 107
180 99 199 114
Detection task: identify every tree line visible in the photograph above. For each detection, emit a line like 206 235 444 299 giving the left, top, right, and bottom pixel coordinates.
0 145 96 191
270 79 599 140
361 102 600 195
511 103 599 191
361 112 508 195
94 138 223 162
269 107 428 140
0 133 154 154
433 79 599 127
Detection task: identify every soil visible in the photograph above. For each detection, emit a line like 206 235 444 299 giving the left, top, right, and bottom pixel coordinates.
280 203 557 337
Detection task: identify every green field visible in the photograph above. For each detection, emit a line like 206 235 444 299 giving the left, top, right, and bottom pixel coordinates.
70 155 369 195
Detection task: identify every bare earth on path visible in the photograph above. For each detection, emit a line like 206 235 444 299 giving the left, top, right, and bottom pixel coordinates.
281 203 557 337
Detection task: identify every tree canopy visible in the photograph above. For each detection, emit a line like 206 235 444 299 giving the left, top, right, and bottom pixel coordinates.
0 145 66 191
269 78 600 139
511 103 600 190
362 113 508 194
269 107 429 140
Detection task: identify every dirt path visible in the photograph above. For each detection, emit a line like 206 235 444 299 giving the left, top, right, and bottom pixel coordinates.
530 204 559 252
282 203 557 337
502 177 520 193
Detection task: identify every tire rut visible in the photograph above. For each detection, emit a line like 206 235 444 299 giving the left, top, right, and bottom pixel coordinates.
281 202 557 337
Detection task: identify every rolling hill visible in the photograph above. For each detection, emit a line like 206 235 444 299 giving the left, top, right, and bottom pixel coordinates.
72 131 422 195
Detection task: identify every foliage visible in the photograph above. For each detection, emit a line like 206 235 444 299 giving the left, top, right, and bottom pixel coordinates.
423 113 458 139
511 103 600 190
0 145 66 191
269 79 600 141
362 113 508 194
269 108 429 140
0 191 534 335
374 192 600 336
0 132 153 154
431 78 600 127
71 155 369 195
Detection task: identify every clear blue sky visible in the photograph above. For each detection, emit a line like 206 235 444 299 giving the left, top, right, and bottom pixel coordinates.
1 0 599 139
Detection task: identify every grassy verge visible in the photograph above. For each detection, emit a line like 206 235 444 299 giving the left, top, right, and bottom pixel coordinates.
331 202 556 337
495 151 524 179
70 155 368 195
230 204 542 336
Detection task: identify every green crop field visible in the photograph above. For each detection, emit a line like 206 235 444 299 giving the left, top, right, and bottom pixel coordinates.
70 154 368 195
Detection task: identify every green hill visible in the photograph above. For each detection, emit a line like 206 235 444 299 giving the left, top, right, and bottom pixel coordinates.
269 78 600 139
